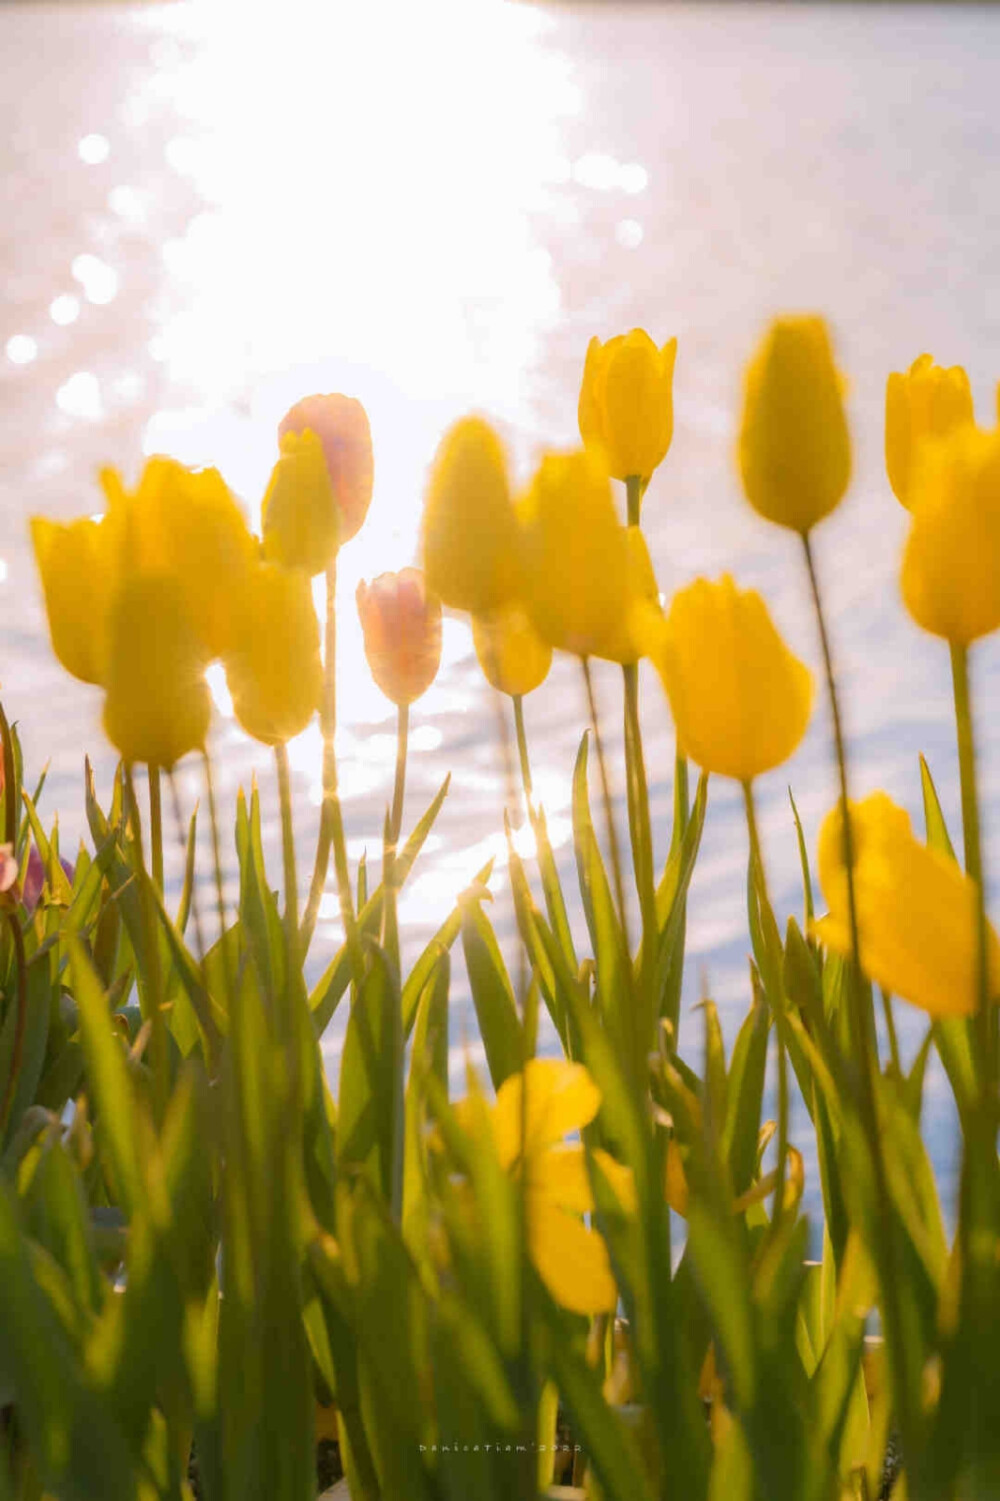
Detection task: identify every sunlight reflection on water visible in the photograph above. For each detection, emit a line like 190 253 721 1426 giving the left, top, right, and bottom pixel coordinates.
5 0 1000 1210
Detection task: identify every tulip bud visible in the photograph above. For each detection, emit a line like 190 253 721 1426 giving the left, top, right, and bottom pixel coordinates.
31 516 116 685
814 793 1000 1017
101 456 255 658
645 575 813 782
901 425 1000 646
103 575 211 768
472 604 551 698
224 561 323 745
885 354 974 508
578 329 678 484
278 393 373 546
356 568 442 707
422 417 524 613
262 430 339 576
738 316 851 533
519 448 649 662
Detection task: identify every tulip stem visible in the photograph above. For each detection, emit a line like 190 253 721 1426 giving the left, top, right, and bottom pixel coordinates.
626 474 642 528
148 765 164 892
513 695 533 805
0 699 18 849
0 910 28 1134
202 752 233 1005
390 703 409 849
581 656 631 962
742 779 788 1228
382 704 409 975
949 642 993 1099
124 762 169 1125
623 661 657 1025
275 742 299 949
167 771 206 969
801 534 868 1048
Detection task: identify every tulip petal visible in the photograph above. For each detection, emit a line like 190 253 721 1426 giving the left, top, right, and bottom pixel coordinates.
527 1195 618 1315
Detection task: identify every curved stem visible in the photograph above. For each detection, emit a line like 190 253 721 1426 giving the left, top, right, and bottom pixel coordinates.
389 703 409 849
950 642 993 1104
167 771 206 968
148 765 164 892
302 558 338 953
382 704 409 975
124 763 168 1124
274 743 299 947
743 779 788 1225
581 657 630 956
513 695 533 807
0 910 28 1133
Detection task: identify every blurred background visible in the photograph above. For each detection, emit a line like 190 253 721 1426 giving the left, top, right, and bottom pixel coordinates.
3 0 1000 1198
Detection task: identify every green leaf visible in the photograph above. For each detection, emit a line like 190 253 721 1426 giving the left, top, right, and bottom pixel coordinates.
460 895 523 1090
920 752 957 861
338 944 405 1214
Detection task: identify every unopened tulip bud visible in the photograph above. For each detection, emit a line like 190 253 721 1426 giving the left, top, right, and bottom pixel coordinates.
885 353 974 508
262 430 340 576
224 561 323 745
356 568 442 707
422 417 524 614
578 328 678 485
739 316 851 533
472 604 551 698
645 575 813 782
103 575 211 768
278 393 374 546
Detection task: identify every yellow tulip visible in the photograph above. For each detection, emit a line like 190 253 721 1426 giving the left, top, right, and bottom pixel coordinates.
456 1058 632 1316
814 793 1000 1018
278 392 374 546
102 575 211 768
520 448 653 663
224 561 323 745
578 329 678 484
31 516 117 685
421 417 524 613
885 353 974 508
901 424 1000 646
644 575 813 781
356 568 442 707
101 456 255 657
738 315 851 533
471 603 552 698
262 429 339 576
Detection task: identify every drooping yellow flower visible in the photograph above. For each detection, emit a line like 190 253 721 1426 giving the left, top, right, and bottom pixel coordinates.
224 561 323 745
578 329 678 484
814 793 1000 1018
644 575 813 782
519 448 654 663
471 603 552 698
901 424 1000 646
456 1059 633 1316
885 354 974 508
421 417 524 613
101 456 255 658
31 516 117 685
738 315 851 533
356 568 442 707
102 575 211 768
278 393 374 546
262 429 339 576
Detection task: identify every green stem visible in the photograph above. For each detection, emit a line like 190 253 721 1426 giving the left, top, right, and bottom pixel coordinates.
801 531 914 1461
274 743 299 947
581 657 631 959
881 990 901 1079
625 473 642 528
801 535 869 1059
0 911 28 1133
202 752 233 1004
302 558 337 954
513 695 533 806
950 642 993 1102
383 703 409 975
167 772 206 968
124 763 168 1125
148 765 164 892
743 779 788 1225
623 661 656 973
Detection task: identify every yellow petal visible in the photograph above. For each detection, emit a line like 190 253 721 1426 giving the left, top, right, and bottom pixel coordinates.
491 1059 601 1171
527 1195 618 1315
472 603 552 698
224 561 323 745
262 429 339 577
814 792 1000 1018
885 354 974 508
31 517 116 686
421 417 524 613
